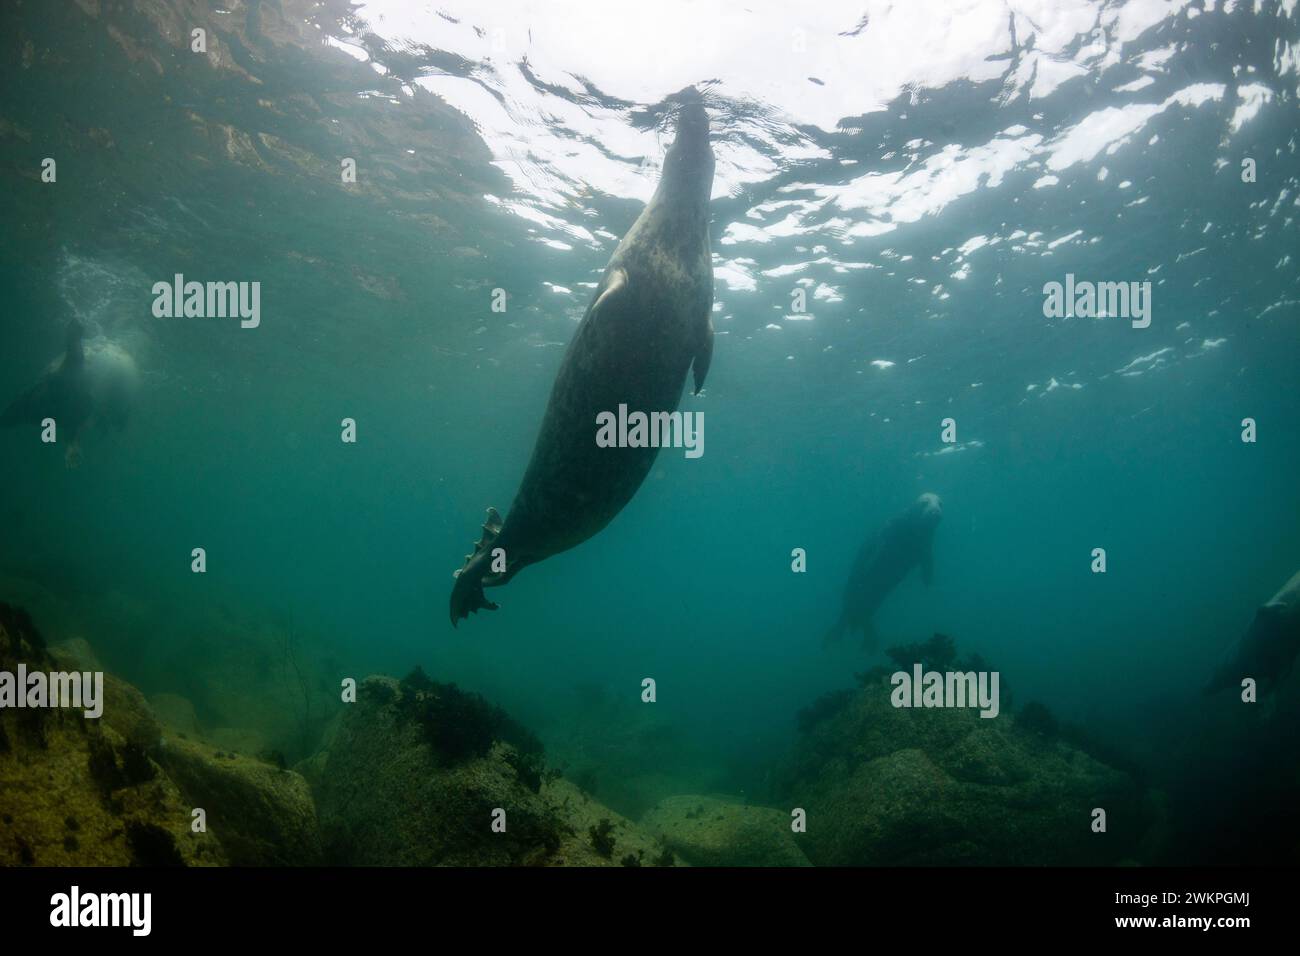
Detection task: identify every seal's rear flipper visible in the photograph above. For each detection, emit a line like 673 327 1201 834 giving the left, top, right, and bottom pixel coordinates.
0 379 50 428
693 321 714 394
449 507 505 627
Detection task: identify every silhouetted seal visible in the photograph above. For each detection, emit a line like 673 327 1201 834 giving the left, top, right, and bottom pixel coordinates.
0 319 139 467
825 493 944 649
1205 569 1300 696
450 89 715 625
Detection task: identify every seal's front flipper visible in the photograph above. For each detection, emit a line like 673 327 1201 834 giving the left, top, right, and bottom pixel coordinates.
692 321 714 394
450 507 505 627
592 267 627 316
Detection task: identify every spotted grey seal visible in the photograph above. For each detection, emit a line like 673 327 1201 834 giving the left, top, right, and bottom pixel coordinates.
450 89 715 625
1205 568 1300 696
825 493 944 649
0 319 139 467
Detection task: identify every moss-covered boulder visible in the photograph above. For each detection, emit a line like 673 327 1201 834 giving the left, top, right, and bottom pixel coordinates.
642 795 811 866
3 602 328 867
778 672 1154 866
0 604 224 866
157 736 321 866
148 693 202 737
315 673 667 866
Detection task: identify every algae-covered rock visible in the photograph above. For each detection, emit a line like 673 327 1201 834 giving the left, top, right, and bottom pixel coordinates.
642 795 811 867
205 726 268 758
542 778 678 867
157 735 321 866
149 692 202 737
778 671 1153 866
47 640 161 749
1 604 224 867
315 673 665 866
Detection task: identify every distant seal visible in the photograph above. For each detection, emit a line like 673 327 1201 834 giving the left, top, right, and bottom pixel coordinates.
1205 569 1300 696
0 320 139 467
824 493 943 649
450 89 715 625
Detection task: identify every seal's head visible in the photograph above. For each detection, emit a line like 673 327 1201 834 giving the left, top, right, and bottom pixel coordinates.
655 87 714 216
914 492 943 528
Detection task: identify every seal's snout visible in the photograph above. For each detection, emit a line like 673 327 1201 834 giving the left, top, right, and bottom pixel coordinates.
917 492 943 524
658 92 713 212
676 99 708 135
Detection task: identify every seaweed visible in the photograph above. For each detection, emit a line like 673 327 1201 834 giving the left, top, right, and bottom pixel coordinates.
87 733 126 796
361 678 397 706
502 746 542 793
796 688 854 734
620 850 643 867
88 736 154 796
396 667 545 772
0 601 46 656
588 817 616 858
125 822 184 867
1017 700 1058 737
885 633 957 671
652 847 677 867
120 742 156 786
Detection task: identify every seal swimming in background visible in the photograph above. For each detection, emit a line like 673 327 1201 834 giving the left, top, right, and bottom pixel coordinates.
450 88 715 626
824 493 943 649
0 319 140 467
1204 568 1300 696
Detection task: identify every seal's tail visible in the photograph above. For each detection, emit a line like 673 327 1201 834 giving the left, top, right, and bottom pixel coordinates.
449 507 504 627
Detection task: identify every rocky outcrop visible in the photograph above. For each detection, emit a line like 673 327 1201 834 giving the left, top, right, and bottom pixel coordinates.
778 662 1156 866
1 604 225 866
2 602 323 867
157 736 321 866
315 673 674 866
148 692 201 737
642 795 811 867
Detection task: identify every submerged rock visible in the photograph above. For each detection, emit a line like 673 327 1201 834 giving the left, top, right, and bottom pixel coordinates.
1 609 224 866
148 692 202 737
642 795 811 867
778 672 1155 865
2 602 325 867
316 674 666 866
158 736 321 866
